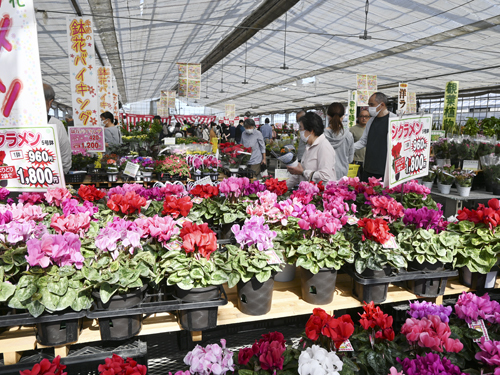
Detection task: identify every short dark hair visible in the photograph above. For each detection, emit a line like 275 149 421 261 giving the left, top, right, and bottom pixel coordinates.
244 118 255 128
265 118 270 123
372 92 388 106
300 112 324 136
153 115 161 120
239 120 244 125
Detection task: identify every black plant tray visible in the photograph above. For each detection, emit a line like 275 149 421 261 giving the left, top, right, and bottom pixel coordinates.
0 308 86 328
346 267 458 285
86 285 228 319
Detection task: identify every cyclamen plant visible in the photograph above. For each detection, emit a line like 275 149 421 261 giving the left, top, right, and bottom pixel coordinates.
298 345 343 375
184 339 234 375
398 353 466 375
409 300 452 323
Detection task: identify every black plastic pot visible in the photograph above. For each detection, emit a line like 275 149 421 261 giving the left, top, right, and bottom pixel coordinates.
92 284 147 341
485 179 493 192
300 268 337 305
408 261 444 272
36 318 82 346
237 277 274 316
175 285 220 331
352 266 392 304
459 266 499 293
493 184 500 196
404 261 447 297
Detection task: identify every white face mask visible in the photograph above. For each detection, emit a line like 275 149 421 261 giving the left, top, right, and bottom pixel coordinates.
300 130 310 143
368 103 382 117
101 120 106 126
245 129 254 135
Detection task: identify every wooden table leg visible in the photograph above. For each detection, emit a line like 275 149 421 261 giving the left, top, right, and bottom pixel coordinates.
4 352 22 365
191 331 202 342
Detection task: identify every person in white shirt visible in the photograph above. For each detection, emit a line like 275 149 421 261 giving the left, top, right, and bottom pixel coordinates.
43 83 72 174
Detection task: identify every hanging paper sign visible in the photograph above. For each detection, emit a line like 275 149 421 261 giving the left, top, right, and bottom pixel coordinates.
123 161 140 177
163 138 176 145
347 90 357 128
398 83 408 114
177 63 201 99
69 126 105 152
225 104 235 120
442 81 459 133
338 339 354 352
356 74 377 107
385 114 433 188
408 92 417 113
192 176 212 187
462 160 479 171
0 0 48 128
158 90 175 117
97 66 113 115
111 76 119 121
0 125 66 191
66 16 99 126
382 237 399 249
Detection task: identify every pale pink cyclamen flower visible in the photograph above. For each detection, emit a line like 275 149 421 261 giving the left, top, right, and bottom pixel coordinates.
44 187 72 207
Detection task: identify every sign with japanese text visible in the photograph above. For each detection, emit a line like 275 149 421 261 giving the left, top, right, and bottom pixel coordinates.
0 0 47 127
408 92 417 113
225 104 235 120
69 126 105 152
398 83 408 114
443 81 459 133
158 90 175 117
356 74 377 107
177 63 201 99
431 130 445 142
97 66 113 116
111 76 119 121
0 125 66 191
347 90 357 128
384 114 433 188
66 16 99 126
123 161 139 178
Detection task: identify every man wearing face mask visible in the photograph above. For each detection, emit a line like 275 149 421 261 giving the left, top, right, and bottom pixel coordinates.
353 92 396 182
241 118 266 178
296 110 306 162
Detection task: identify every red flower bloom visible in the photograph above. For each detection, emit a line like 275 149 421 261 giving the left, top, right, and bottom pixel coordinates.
97 354 147 375
189 184 220 199
78 185 106 201
0 151 6 165
107 192 147 215
258 340 285 372
305 308 331 341
458 198 500 229
264 178 288 196
359 301 395 342
392 143 402 158
162 196 193 218
180 221 217 259
358 217 393 244
321 314 355 349
238 347 256 365
20 356 67 375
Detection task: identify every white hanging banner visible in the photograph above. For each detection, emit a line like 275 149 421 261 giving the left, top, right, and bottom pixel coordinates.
66 16 99 126
97 66 113 116
111 76 119 121
398 83 408 114
0 0 47 127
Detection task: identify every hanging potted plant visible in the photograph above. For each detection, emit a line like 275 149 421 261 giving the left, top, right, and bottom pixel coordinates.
282 211 354 305
453 170 475 197
220 216 282 316
159 221 228 330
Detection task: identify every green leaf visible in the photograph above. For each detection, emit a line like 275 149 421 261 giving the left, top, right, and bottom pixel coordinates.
56 288 77 311
228 272 240 288
237 370 254 375
40 288 59 311
176 278 194 290
210 270 228 285
47 276 69 296
71 294 91 311
99 282 119 304
459 220 474 232
355 257 367 274
296 257 313 270
255 270 272 283
26 300 45 318
223 213 237 224
17 275 34 289
190 268 204 280
0 282 16 301
14 284 37 302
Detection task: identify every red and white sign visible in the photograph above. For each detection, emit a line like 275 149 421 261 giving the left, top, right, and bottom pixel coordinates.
66 16 99 126
173 115 216 124
0 0 47 127
69 126 105 152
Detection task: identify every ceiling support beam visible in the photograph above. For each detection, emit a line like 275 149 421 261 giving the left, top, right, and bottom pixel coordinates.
87 0 128 103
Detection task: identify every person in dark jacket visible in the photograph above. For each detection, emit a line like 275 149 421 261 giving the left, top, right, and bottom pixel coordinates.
235 120 245 144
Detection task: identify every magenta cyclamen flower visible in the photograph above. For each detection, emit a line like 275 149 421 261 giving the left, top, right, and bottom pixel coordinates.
244 180 266 196
298 204 343 235
475 337 500 374
62 198 98 217
219 177 250 198
17 192 45 205
184 339 234 375
95 218 142 259
387 180 431 197
403 207 448 233
409 300 452 323
398 353 465 375
26 232 84 269
232 216 277 251
455 291 500 324
0 187 9 201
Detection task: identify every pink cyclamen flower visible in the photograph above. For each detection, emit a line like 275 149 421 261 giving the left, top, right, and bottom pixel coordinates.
44 187 71 207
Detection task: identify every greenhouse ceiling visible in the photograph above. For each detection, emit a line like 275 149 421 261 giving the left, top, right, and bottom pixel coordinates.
35 0 500 115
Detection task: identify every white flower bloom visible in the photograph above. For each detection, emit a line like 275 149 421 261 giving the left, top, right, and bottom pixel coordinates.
298 345 342 375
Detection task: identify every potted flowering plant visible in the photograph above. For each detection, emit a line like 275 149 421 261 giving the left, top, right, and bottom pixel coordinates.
183 339 234 375
159 221 228 330
154 155 191 181
235 332 301 375
455 138 479 163
453 170 475 197
436 165 455 194
421 167 437 189
433 138 450 165
220 216 282 316
98 354 147 375
134 156 154 181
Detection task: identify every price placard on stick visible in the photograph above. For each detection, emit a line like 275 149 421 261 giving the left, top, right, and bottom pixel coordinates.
1 125 66 191
69 127 105 152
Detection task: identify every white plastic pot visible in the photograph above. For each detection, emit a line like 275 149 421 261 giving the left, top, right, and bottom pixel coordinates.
438 184 452 194
422 181 434 189
456 184 471 197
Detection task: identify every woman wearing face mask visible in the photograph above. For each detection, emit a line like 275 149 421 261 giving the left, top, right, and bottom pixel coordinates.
324 102 354 180
241 118 266 178
101 111 122 152
286 112 336 189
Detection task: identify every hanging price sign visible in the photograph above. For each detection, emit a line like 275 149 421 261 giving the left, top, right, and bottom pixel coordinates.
69 127 105 152
0 125 65 191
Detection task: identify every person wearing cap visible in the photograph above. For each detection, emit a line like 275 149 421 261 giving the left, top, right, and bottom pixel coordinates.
241 118 266 178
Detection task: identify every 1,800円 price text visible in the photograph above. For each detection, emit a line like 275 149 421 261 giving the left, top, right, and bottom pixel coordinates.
16 167 59 186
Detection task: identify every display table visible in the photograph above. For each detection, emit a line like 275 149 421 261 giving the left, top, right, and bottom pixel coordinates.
0 274 480 365
430 188 500 217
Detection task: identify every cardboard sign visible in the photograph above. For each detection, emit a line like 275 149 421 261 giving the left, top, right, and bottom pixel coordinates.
0 125 66 191
398 83 408 114
66 16 99 126
385 114 433 188
0 0 47 128
275 169 290 180
69 126 105 152
462 160 479 171
123 161 140 177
